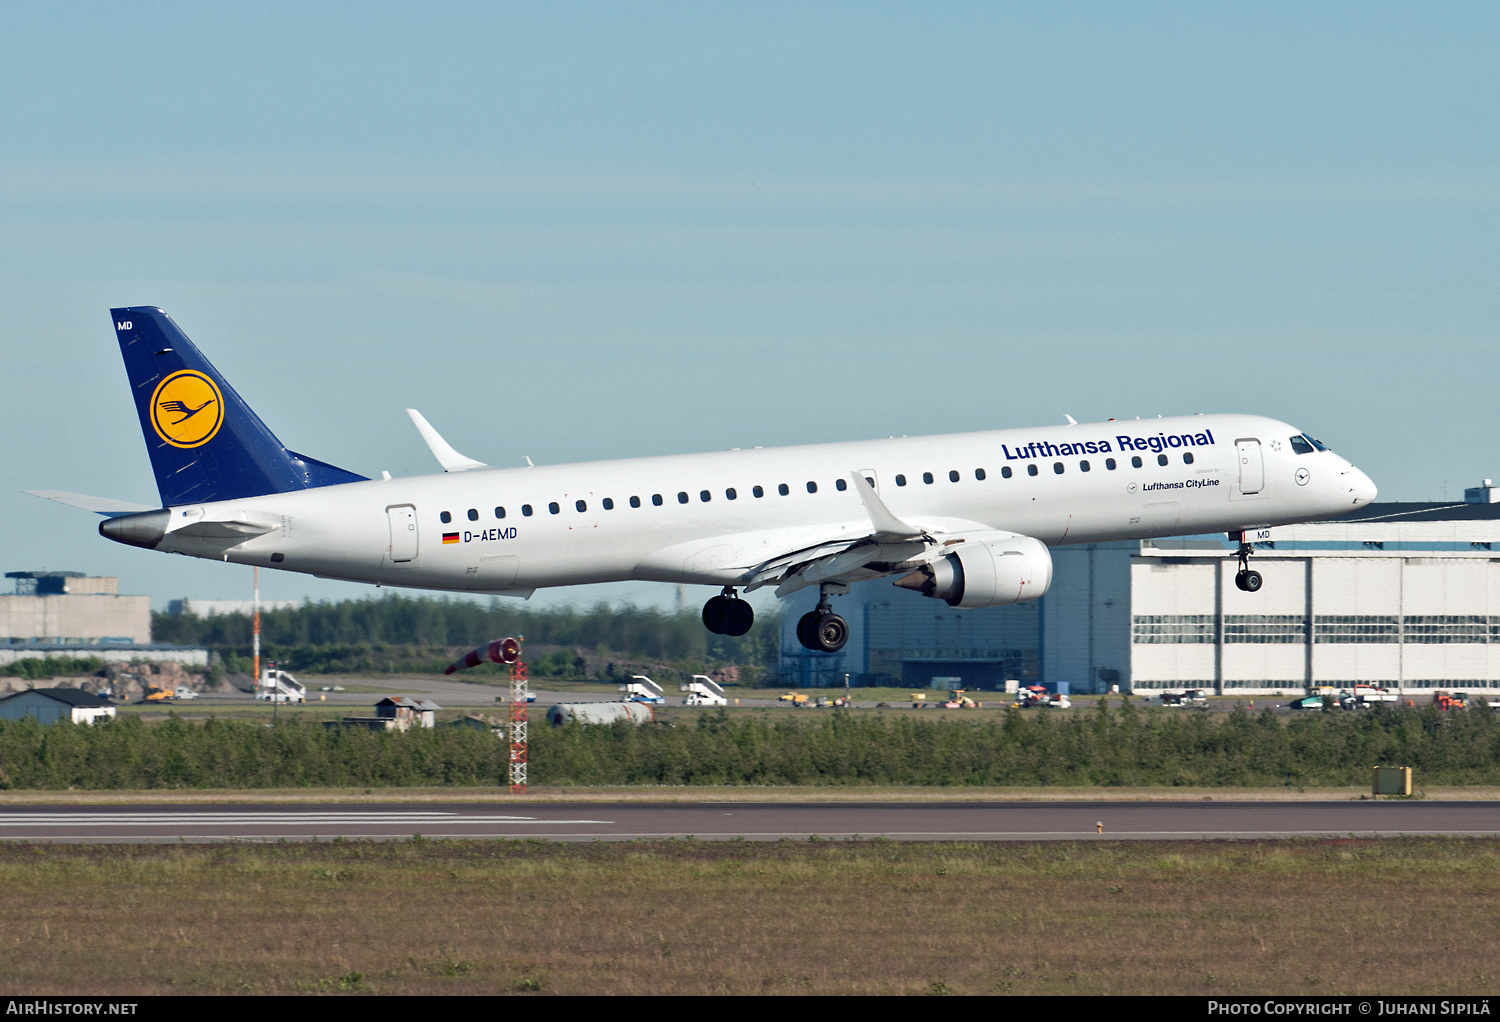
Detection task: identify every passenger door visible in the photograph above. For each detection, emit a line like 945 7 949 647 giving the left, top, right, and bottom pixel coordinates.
386 504 418 562
1235 439 1264 495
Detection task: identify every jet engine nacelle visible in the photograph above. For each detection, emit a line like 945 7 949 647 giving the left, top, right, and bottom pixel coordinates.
894 532 1053 608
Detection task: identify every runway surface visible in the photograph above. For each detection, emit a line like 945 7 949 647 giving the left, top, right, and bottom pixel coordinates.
2 800 1497 842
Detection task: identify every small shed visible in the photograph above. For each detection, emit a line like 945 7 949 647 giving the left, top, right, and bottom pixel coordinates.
0 687 117 725
374 697 441 729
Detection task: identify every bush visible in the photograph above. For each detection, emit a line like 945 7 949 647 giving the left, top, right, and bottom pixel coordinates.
1 703 1498 790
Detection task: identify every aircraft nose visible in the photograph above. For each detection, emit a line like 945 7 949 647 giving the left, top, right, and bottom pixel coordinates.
1345 466 1377 506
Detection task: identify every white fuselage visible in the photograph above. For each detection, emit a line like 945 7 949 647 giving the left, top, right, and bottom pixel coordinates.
147 413 1376 597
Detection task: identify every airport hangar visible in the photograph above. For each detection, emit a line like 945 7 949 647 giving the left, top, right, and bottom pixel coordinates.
779 483 1500 696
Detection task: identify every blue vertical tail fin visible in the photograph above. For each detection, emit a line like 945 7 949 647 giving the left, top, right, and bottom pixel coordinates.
111 307 367 506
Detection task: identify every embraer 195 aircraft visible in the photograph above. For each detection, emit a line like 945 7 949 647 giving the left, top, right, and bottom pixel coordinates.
34 308 1378 653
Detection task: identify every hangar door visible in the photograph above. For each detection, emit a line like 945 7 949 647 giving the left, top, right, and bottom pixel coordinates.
387 504 418 562
1235 439 1264 494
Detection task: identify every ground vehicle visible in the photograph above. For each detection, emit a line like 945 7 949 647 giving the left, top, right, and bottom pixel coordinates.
1433 691 1468 711
618 675 666 705
143 687 173 703
778 692 809 707
1288 695 1323 711
942 689 980 709
255 666 306 704
1017 686 1049 708
174 688 198 700
680 675 728 707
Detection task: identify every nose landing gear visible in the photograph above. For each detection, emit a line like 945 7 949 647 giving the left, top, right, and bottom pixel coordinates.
795 585 850 652
1231 532 1263 592
702 587 755 636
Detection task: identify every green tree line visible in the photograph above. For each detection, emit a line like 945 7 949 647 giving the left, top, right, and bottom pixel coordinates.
3 702 1498 789
151 594 781 676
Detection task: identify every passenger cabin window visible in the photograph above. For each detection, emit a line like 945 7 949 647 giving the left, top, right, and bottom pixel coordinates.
948 470 959 482
1105 458 1117 470
549 502 560 515
1053 462 1064 474
835 479 847 491
1027 464 1038 477
1157 454 1169 467
652 494 663 506
895 474 907 487
1080 460 1091 472
678 491 689 504
576 500 587 512
1290 435 1315 455
726 488 737 500
495 506 507 518
778 483 789 496
699 490 711 502
752 485 764 498
975 468 986 480
1131 456 1143 468
602 498 614 510
806 481 817 493
1001 466 1012 479
922 472 934 484
1183 452 1194 465
630 496 641 508
467 509 478 521
522 504 533 517
440 511 452 524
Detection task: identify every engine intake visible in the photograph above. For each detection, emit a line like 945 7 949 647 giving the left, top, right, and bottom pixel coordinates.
893 533 1053 608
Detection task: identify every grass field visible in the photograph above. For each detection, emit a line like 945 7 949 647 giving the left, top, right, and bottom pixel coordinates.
2 837 1497 996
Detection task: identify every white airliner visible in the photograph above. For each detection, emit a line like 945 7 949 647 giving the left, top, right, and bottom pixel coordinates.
33 308 1377 652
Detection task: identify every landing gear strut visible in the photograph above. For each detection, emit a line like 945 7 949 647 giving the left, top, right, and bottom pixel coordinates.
1232 533 1263 593
795 585 850 652
702 587 754 636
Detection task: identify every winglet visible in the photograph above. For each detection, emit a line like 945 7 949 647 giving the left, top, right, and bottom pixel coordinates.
406 409 488 472
849 472 924 539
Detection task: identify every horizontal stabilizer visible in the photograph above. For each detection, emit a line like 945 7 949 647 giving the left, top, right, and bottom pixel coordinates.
406 409 488 472
27 490 156 517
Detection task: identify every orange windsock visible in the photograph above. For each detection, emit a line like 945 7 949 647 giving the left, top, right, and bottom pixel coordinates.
444 636 522 675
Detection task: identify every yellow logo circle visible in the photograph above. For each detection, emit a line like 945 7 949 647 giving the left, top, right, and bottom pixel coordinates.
149 371 224 448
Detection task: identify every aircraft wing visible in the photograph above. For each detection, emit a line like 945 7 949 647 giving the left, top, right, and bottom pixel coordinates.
668 470 991 597
27 490 156 517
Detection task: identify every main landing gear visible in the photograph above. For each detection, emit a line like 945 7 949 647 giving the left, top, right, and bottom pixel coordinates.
1232 534 1263 593
796 585 850 653
702 587 754 637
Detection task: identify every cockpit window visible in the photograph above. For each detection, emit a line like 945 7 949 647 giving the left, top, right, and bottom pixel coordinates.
1289 435 1315 455
1306 434 1327 451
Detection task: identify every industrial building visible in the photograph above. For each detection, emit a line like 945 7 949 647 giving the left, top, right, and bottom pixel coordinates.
0 570 207 668
779 490 1500 695
0 687 117 725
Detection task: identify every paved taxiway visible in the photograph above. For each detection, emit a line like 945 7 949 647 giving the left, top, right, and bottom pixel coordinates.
2 800 1497 842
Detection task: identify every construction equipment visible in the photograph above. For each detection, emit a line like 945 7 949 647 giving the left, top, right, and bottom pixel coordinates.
1433 691 1468 711
778 692 809 707
942 689 980 709
1016 685 1049 708
143 686 174 703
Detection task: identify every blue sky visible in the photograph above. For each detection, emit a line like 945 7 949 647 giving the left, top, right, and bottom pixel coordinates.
3 3 1497 610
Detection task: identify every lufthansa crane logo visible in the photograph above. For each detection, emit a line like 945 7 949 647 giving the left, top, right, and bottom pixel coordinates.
149 370 224 448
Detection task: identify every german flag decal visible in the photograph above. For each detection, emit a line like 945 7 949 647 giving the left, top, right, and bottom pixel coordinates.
442 532 460 544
